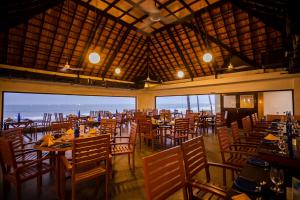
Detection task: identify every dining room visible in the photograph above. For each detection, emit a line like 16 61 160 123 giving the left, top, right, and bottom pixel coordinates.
1 0 300 200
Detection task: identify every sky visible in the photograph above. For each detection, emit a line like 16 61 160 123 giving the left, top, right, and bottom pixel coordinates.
4 93 136 105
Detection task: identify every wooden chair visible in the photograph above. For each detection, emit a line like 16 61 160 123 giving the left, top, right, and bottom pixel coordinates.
186 113 198 138
100 119 117 138
217 127 257 168
143 146 187 200
231 121 260 145
0 128 48 163
181 136 240 199
0 137 52 200
61 134 111 200
165 118 189 146
140 121 158 151
242 116 265 138
111 122 137 173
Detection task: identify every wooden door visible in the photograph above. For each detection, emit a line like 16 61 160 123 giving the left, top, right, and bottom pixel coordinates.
221 92 258 128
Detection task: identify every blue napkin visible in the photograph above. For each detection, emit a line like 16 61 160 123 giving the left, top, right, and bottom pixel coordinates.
247 157 269 167
234 176 259 193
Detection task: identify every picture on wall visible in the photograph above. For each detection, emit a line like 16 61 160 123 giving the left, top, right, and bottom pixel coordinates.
223 95 236 108
240 95 254 108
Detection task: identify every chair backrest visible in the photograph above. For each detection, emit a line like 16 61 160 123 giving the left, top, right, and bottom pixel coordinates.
231 121 241 143
72 134 110 172
217 127 231 162
54 113 58 121
242 116 252 134
0 128 24 151
100 119 117 135
51 121 72 132
59 113 64 122
129 123 138 150
181 136 209 181
174 118 189 133
143 146 186 200
0 137 17 173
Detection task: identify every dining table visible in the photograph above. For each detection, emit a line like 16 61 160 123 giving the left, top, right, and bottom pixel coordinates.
33 131 101 200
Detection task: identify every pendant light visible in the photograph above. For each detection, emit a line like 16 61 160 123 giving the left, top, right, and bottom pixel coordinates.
88 2 100 64
177 70 184 78
115 67 121 74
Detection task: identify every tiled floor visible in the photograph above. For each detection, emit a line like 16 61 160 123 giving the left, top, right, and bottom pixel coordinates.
0 127 229 200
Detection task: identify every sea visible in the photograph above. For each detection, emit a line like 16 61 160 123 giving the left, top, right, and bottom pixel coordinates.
3 103 214 120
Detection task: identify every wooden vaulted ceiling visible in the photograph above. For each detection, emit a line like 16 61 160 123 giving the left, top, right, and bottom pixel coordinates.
0 0 289 86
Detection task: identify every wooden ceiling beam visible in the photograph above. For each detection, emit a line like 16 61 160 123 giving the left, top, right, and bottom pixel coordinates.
174 25 198 77
57 1 79 70
230 0 285 33
0 0 63 30
18 22 28 66
121 37 146 80
158 33 183 72
182 25 206 76
167 28 194 80
132 58 147 81
101 28 130 78
45 2 65 70
124 44 147 81
148 49 164 82
117 32 137 66
149 40 174 80
32 12 46 68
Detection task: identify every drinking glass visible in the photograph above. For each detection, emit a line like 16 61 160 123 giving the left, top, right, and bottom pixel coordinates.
278 138 286 154
270 166 284 194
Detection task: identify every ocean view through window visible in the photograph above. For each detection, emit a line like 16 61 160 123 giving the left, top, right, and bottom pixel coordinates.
156 95 216 113
2 92 136 121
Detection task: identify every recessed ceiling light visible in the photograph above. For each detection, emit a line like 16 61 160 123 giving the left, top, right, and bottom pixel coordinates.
88 52 100 64
177 70 184 78
203 52 213 63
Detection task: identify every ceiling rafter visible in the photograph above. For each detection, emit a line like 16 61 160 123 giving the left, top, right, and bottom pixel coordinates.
150 34 177 73
68 7 90 67
122 37 146 80
32 12 46 68
101 28 130 78
174 25 199 77
57 1 80 70
149 40 174 81
95 24 125 76
167 27 194 80
124 45 147 81
220 4 235 53
158 32 183 74
182 25 206 76
45 2 65 70
148 48 165 81
18 22 28 66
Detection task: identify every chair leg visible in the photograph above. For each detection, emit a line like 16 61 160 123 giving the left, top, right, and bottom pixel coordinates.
132 153 135 173
105 173 109 200
72 183 76 200
16 182 21 200
128 154 131 169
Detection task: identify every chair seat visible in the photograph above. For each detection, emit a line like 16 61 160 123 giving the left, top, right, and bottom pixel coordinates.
111 145 133 155
75 166 107 183
18 162 52 181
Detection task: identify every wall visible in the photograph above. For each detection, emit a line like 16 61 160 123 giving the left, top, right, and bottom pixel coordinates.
263 91 293 115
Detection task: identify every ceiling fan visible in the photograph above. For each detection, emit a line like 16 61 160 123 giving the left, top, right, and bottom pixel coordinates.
138 0 166 29
58 59 83 72
142 44 161 88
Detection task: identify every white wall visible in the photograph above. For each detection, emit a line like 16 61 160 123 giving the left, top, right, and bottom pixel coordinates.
263 91 293 115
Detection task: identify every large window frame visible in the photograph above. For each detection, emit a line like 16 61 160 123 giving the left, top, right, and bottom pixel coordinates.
1 91 137 122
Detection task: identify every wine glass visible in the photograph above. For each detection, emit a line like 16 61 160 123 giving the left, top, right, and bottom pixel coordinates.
270 166 284 194
278 138 286 154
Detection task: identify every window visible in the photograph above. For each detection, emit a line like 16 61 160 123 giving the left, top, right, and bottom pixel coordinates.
156 95 216 113
2 92 136 121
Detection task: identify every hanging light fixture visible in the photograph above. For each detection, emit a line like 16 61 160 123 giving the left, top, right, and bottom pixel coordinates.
89 52 100 64
227 62 234 70
177 70 184 78
203 52 213 63
88 2 100 64
115 67 121 74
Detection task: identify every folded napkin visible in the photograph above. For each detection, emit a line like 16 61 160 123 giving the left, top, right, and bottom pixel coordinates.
264 134 279 141
66 129 74 135
231 193 251 200
41 134 55 147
